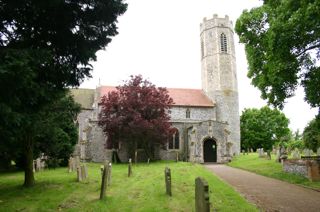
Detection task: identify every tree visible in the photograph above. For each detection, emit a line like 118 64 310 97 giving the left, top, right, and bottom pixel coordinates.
0 0 127 186
235 0 320 111
240 106 291 151
303 116 320 152
98 75 174 160
35 92 81 168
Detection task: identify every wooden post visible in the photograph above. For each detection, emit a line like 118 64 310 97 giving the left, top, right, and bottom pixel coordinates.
195 177 210 212
100 161 109 200
165 167 172 196
128 158 132 177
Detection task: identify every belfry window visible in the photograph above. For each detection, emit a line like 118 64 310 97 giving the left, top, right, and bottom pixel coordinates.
220 33 227 53
186 108 191 118
169 128 180 150
201 39 204 58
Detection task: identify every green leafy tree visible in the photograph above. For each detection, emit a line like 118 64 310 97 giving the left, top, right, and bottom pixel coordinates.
235 0 320 111
241 106 291 151
0 0 127 186
303 117 320 152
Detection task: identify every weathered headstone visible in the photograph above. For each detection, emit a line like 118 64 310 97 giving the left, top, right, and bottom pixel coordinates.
176 152 179 162
250 148 253 153
100 161 109 200
242 150 245 155
77 166 82 182
128 158 132 177
292 149 301 159
267 150 271 160
68 157 74 172
317 147 320 156
135 151 138 164
74 156 80 170
306 160 320 182
275 149 281 162
81 164 88 180
195 177 210 212
107 163 112 186
33 160 36 172
164 167 172 196
36 158 41 171
147 158 150 165
304 149 312 157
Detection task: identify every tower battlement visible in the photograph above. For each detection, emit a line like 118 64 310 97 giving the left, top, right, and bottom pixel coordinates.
200 14 233 33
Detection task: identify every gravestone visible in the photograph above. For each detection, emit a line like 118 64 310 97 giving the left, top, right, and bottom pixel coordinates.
68 157 74 172
81 164 88 180
74 156 80 170
128 158 132 177
107 163 112 186
33 160 36 172
317 147 320 156
267 150 271 160
275 149 281 162
36 158 41 171
147 158 150 165
134 151 138 164
77 166 82 182
250 148 253 153
164 167 172 196
304 149 312 157
100 161 109 200
176 152 179 162
195 177 210 212
242 150 245 155
292 149 301 159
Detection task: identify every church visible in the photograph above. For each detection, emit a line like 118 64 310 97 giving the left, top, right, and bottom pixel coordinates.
72 14 240 163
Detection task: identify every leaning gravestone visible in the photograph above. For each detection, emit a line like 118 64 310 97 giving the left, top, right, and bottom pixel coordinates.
100 160 109 200
164 167 172 196
195 177 210 212
128 158 132 177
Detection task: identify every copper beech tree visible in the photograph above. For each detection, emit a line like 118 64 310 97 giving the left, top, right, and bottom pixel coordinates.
98 75 174 160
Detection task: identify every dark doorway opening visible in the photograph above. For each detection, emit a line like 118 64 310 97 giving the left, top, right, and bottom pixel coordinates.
203 138 217 162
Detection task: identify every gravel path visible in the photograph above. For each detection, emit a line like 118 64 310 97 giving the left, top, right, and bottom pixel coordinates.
205 164 320 212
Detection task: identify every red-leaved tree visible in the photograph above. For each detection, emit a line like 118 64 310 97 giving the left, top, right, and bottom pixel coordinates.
98 75 174 160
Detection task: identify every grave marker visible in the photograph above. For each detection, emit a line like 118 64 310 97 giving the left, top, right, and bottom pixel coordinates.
195 177 210 212
107 163 112 186
100 161 109 200
164 167 172 196
128 158 132 177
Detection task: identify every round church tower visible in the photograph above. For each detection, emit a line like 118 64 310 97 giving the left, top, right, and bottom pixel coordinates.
200 14 240 155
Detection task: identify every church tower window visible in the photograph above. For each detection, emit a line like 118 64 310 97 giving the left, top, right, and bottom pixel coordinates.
186 108 191 118
201 39 204 58
220 33 227 53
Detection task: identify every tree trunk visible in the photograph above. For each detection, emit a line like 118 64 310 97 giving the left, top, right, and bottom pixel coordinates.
23 134 35 187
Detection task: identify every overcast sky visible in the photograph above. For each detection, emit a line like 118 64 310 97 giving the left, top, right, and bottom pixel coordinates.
80 0 318 132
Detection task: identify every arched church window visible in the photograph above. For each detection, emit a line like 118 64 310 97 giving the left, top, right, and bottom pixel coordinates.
220 33 227 53
201 39 204 58
186 108 191 118
168 128 179 150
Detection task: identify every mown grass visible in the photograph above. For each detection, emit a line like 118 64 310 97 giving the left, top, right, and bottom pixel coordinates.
229 153 320 190
0 161 257 212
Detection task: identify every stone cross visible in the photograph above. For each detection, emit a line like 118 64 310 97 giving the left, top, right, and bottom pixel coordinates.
107 162 112 186
165 167 172 196
195 177 210 212
100 160 109 200
128 158 132 177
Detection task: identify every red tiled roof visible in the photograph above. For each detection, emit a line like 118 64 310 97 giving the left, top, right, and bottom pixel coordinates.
99 86 214 107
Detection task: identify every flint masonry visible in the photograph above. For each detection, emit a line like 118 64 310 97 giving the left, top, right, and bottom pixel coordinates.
72 14 240 163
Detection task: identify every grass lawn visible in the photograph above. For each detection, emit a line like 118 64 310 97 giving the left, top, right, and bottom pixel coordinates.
229 153 320 190
0 161 257 211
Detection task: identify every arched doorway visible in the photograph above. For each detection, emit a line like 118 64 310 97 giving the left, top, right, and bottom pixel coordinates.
203 138 217 162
